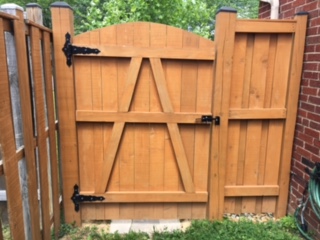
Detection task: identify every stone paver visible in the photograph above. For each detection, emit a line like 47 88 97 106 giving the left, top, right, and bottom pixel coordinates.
109 220 132 234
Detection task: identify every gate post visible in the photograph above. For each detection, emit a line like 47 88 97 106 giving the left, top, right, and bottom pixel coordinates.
51 2 81 225
208 7 237 220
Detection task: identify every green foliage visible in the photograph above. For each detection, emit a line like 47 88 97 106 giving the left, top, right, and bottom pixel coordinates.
0 0 259 38
56 217 302 240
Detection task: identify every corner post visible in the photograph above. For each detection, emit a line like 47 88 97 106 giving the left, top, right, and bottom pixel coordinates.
208 7 237 220
276 12 308 218
50 2 81 225
26 3 43 25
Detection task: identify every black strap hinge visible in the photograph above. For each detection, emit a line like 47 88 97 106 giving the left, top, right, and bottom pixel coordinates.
71 184 105 212
62 32 100 67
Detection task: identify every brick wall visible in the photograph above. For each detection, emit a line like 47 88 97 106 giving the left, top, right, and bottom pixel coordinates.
259 0 320 238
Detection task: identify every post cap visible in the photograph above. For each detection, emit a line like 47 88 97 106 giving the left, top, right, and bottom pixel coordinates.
295 12 309 16
0 3 24 11
26 3 42 9
50 1 73 10
217 7 237 14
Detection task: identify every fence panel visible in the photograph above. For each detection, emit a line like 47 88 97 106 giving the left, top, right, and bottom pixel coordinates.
0 4 60 239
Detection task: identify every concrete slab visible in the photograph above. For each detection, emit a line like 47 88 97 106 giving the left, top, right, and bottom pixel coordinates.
130 220 160 234
109 220 132 234
155 219 181 232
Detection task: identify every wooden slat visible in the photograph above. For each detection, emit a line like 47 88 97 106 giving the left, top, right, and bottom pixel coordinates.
236 20 296 33
0 18 25 240
97 57 142 194
2 18 13 32
13 10 42 238
74 45 215 60
76 111 211 123
224 185 279 197
229 108 286 119
43 30 60 237
30 25 51 240
276 14 308 217
81 192 208 202
51 4 81 225
115 24 135 219
149 23 166 219
150 58 195 193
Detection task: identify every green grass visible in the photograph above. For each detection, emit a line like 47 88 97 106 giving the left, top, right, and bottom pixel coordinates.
55 216 302 240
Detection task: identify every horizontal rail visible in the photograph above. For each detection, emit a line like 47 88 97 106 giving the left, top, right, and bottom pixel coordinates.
25 20 52 33
229 108 287 119
76 111 212 124
224 185 279 197
0 11 19 20
236 19 296 33
80 191 208 202
73 45 215 60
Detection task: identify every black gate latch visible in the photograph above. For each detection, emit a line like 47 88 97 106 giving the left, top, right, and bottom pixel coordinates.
71 185 105 212
201 115 220 125
62 32 100 67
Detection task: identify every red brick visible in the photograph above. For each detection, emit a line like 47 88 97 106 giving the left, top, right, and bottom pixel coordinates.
303 62 318 71
305 44 315 52
301 102 315 112
305 143 319 155
306 52 320 60
294 137 304 147
305 127 320 138
296 146 312 158
312 154 320 162
307 35 320 45
309 80 320 88
293 0 306 8
298 109 308 117
310 121 320 130
310 17 320 27
307 112 320 122
281 2 293 12
301 1 319 12
299 94 308 102
307 26 318 36
283 9 296 18
309 96 320 104
314 139 320 148
303 72 319 80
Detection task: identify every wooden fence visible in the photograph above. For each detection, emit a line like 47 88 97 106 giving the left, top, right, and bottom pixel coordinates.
0 4 60 240
0 1 308 239
51 3 307 225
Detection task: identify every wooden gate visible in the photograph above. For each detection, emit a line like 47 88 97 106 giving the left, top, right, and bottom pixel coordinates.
51 4 307 225
51 3 215 223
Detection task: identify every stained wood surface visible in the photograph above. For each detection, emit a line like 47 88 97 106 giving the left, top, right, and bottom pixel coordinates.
70 22 214 220
52 11 307 222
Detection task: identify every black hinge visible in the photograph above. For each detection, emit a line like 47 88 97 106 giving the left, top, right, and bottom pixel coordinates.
71 185 105 212
62 32 100 67
201 115 220 125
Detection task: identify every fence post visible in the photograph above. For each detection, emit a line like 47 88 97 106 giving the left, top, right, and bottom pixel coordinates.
276 12 308 218
208 7 237 220
26 3 43 25
50 2 81 225
0 3 42 239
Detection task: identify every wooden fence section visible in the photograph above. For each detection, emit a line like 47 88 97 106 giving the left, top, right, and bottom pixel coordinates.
51 4 307 225
0 4 60 239
210 9 308 219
